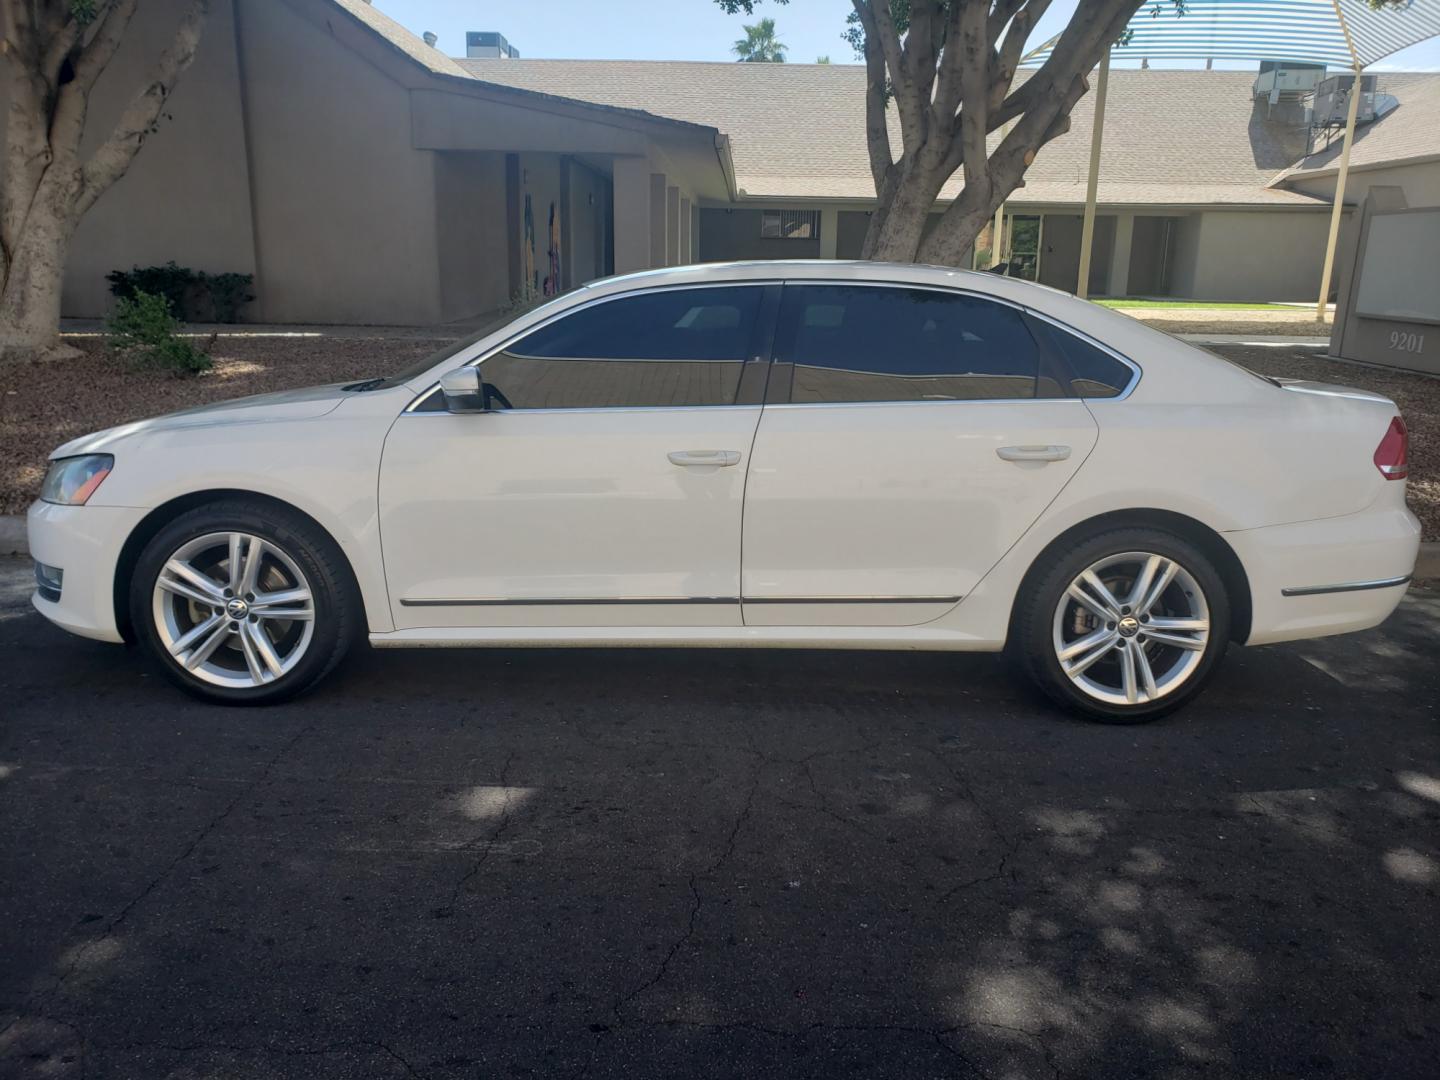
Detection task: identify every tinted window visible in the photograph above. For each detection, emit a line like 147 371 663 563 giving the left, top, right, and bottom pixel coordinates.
478 287 763 409
1031 320 1134 398
773 285 1040 403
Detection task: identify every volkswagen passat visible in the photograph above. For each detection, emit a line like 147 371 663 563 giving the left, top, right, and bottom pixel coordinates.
28 262 1420 722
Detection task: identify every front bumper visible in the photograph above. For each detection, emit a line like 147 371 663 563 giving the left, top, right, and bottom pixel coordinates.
26 501 149 643
1229 504 1422 646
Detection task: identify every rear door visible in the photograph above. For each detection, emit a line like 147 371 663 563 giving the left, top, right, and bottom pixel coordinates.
740 283 1101 626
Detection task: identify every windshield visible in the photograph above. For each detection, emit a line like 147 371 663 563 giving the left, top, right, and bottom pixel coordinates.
363 293 574 389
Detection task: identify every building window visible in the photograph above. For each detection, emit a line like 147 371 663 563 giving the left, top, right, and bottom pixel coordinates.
761 210 820 240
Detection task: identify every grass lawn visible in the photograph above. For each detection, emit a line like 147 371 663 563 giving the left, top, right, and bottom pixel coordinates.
1098 299 1297 311
1 335 1434 542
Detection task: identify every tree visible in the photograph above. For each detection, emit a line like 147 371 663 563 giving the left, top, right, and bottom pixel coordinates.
816 55 832 64
0 0 210 362
718 1 1174 264
732 16 787 62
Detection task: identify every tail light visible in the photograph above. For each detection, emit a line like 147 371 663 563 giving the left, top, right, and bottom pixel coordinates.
1374 416 1409 480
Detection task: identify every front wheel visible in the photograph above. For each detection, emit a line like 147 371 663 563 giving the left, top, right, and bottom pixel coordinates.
130 500 359 704
1011 528 1232 723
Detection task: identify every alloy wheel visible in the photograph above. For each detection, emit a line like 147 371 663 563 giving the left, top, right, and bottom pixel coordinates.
151 531 316 689
1051 551 1210 707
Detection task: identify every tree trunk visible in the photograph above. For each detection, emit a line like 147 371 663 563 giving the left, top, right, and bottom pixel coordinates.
860 164 948 261
847 0 1147 272
0 173 82 360
0 0 210 362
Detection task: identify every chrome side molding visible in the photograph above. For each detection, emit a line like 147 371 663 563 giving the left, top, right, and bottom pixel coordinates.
1281 574 1412 597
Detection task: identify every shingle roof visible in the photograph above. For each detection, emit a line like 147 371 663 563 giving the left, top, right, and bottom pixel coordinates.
324 1 720 139
1278 72 1440 180
330 0 474 80
458 59 1337 206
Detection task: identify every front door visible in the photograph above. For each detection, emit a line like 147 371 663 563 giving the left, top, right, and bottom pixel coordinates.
379 284 771 629
741 283 1099 627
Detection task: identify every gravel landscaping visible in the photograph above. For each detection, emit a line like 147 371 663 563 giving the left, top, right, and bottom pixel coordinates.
1113 306 1331 338
1 332 1434 539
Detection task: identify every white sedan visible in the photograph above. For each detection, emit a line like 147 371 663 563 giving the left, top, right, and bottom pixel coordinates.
27 262 1420 722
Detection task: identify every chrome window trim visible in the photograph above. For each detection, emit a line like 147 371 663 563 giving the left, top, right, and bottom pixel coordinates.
405 281 777 414
1280 574 1412 597
1022 308 1144 401
768 279 1139 408
404 275 1143 413
761 397 1091 412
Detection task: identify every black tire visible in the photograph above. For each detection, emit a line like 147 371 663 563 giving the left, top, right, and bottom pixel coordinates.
129 498 360 705
1010 526 1232 724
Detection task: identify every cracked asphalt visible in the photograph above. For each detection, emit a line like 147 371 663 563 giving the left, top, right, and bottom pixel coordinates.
1 557 1438 1079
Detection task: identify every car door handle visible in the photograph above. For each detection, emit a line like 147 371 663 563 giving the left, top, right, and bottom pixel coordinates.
997 445 1072 463
668 450 742 468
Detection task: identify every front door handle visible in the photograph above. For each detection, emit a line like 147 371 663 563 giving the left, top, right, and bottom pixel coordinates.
997 445 1072 463
668 450 742 468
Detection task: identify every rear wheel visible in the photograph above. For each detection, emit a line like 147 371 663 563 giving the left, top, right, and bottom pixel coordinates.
130 500 358 704
1012 528 1231 723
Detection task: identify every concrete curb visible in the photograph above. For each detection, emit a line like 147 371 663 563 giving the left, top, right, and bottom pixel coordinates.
2 513 1437 578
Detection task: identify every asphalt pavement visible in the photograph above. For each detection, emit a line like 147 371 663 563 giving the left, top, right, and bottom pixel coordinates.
1 557 1437 1079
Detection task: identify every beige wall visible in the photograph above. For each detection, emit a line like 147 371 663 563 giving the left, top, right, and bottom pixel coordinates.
1166 210 1333 301
237 0 443 324
1286 160 1440 210
434 152 510 321
567 161 610 286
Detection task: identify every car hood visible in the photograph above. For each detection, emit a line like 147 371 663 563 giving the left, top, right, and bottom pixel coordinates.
50 383 351 458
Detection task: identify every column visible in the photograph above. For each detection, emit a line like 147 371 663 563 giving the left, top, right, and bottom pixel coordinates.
649 173 668 269
820 207 839 259
612 157 652 275
679 196 692 263
1108 213 1134 298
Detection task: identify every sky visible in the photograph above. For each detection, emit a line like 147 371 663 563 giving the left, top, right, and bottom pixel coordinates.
373 0 1440 71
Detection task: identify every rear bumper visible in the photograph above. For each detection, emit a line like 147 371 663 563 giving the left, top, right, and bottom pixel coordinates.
26 501 147 643
1230 504 1421 646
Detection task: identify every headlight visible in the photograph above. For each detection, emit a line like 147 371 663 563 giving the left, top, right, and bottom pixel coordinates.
40 455 114 506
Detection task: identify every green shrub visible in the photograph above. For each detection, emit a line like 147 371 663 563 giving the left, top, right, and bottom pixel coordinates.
106 290 212 376
201 272 255 323
106 263 254 323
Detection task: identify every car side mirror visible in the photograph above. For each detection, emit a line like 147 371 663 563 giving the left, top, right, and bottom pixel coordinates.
440 367 487 413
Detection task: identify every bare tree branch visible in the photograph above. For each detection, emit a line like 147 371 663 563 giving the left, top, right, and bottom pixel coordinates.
77 0 208 215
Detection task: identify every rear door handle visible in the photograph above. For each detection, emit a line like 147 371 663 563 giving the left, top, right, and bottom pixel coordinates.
668 450 742 468
997 445 1071 463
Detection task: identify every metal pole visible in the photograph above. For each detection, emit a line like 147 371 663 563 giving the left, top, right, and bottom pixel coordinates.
1315 65 1362 322
1076 48 1111 299
989 122 1011 269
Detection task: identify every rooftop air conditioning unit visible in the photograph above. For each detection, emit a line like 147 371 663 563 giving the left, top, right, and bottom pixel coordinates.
1312 73 1379 127
466 31 519 59
1253 60 1327 106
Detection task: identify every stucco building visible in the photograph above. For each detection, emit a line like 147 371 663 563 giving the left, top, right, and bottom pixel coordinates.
5 0 1440 325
